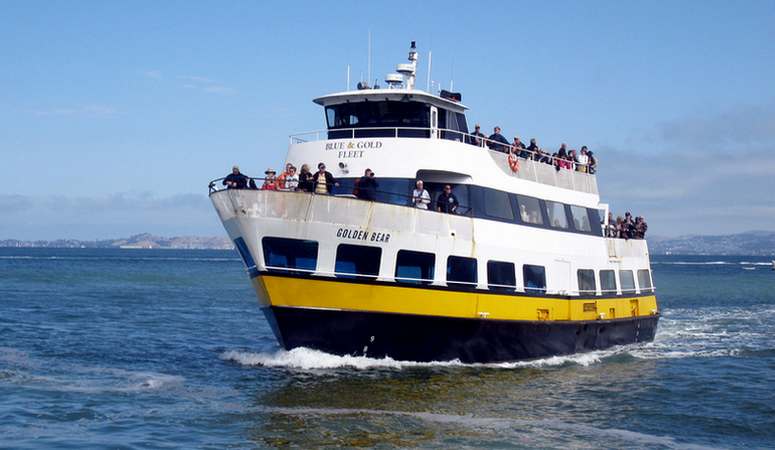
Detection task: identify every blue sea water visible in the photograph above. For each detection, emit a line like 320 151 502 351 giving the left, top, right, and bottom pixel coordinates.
1 248 774 449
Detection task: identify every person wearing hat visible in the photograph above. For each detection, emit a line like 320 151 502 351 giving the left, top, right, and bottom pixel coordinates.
355 168 378 201
312 162 337 195
222 165 248 189
260 168 278 191
469 123 486 147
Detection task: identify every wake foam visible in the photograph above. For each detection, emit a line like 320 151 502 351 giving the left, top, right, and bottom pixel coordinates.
220 347 621 371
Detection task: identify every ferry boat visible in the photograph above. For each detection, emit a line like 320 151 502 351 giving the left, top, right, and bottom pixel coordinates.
209 42 659 363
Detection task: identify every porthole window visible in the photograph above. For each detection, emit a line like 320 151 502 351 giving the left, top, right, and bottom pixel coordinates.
262 237 318 272
395 250 435 285
487 260 516 292
523 264 546 294
447 256 478 289
335 244 381 279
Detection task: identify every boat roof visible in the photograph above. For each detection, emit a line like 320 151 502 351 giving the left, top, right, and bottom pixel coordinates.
313 88 468 113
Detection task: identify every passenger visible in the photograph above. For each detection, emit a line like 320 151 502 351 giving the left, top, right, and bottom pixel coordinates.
470 124 486 147
223 165 248 189
282 165 299 191
312 162 337 195
527 138 540 159
568 149 578 171
606 212 616 237
538 147 552 164
436 184 459 214
555 146 571 170
615 216 625 239
512 136 527 157
487 126 510 152
355 168 378 201
624 212 636 239
412 180 431 209
587 150 597 174
260 168 278 190
276 163 293 189
637 216 648 239
298 164 314 192
577 147 590 173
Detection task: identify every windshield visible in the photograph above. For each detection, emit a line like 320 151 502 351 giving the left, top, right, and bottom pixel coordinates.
325 101 430 129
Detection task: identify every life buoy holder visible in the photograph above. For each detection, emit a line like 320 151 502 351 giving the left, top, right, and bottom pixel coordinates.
507 153 520 172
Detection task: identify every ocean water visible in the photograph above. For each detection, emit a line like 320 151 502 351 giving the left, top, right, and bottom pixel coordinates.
1 249 774 449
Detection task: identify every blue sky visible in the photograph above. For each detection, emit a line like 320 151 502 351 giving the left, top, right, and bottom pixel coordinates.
1 1 774 239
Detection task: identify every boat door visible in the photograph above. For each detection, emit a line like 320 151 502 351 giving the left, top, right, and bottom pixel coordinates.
553 259 572 295
430 105 439 139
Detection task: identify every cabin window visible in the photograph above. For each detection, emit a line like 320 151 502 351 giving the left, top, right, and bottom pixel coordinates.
516 196 544 225
637 269 654 293
395 250 435 285
262 237 318 272
523 264 546 294
487 260 516 292
600 270 617 294
447 256 478 289
484 189 514 221
325 101 430 138
577 269 597 295
619 270 636 295
335 244 381 279
234 237 256 269
546 201 569 229
570 206 592 232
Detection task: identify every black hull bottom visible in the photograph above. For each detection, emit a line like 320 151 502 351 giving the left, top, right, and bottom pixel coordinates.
264 306 659 363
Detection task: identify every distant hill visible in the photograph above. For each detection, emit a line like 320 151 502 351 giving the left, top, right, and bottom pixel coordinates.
649 231 775 256
0 233 233 250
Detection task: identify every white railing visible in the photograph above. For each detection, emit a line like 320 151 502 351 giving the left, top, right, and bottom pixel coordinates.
262 265 654 296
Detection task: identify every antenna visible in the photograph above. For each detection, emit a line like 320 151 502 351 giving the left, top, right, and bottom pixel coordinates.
426 51 432 91
346 64 350 90
450 58 455 91
367 30 372 88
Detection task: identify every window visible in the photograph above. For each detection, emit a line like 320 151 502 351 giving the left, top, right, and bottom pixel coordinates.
487 260 516 292
638 269 654 293
570 206 592 232
620 270 636 295
325 101 430 138
234 237 256 269
517 196 544 225
335 244 381 279
262 237 318 272
484 189 514 221
523 265 546 294
600 270 617 294
577 269 597 295
546 201 569 229
395 250 435 285
447 256 477 289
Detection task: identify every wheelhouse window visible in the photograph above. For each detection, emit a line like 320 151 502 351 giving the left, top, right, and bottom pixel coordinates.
483 189 514 221
577 269 597 295
620 270 636 295
325 101 430 138
487 260 516 292
637 269 654 293
447 256 477 289
600 270 617 294
395 250 435 285
523 264 546 294
570 206 592 232
546 201 569 229
516 196 544 225
335 244 381 279
262 237 318 272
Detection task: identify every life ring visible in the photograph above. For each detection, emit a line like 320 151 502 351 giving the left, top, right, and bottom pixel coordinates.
507 153 520 172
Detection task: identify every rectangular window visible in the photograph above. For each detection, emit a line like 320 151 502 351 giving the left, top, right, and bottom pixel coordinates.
577 269 597 295
261 237 318 272
570 206 592 232
447 256 478 289
620 270 636 295
487 260 516 291
638 269 654 293
516 196 544 225
335 244 381 279
600 270 617 294
395 250 435 285
484 189 514 221
546 201 569 229
523 264 546 294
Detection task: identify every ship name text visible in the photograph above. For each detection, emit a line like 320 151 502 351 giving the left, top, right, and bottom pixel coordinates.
325 140 383 159
336 228 391 243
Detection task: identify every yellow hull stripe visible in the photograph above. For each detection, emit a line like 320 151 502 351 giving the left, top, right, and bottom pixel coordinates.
253 275 659 322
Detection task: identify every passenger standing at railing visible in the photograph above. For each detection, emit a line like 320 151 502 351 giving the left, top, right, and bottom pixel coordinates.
512 137 526 155
356 168 378 201
223 166 248 189
298 164 314 192
281 165 299 191
469 124 486 147
276 163 293 189
568 149 578 171
412 180 431 209
260 169 278 191
555 146 571 170
312 162 337 195
487 126 510 153
636 216 648 239
436 185 459 214
587 150 597 174
577 147 590 173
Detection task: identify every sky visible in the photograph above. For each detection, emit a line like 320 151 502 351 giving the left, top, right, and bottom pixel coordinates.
1 0 774 240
